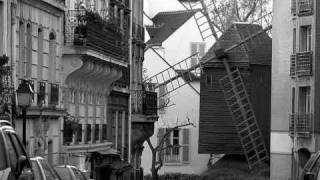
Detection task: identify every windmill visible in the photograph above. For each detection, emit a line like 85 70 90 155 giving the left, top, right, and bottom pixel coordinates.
144 0 272 169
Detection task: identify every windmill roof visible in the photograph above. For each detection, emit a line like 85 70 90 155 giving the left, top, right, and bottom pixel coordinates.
201 23 272 66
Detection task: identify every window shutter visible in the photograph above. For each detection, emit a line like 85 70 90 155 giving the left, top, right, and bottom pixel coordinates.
199 43 206 57
182 128 190 163
191 43 198 67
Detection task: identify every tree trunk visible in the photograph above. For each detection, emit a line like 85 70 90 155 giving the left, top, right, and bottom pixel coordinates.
151 152 159 180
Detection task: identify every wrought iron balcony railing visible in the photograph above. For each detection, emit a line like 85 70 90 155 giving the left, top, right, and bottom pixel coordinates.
290 54 296 77
289 113 313 137
65 10 128 60
291 0 297 15
298 0 313 16
290 51 312 77
131 89 158 116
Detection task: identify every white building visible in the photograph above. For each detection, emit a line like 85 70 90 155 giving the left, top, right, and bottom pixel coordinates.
141 6 214 175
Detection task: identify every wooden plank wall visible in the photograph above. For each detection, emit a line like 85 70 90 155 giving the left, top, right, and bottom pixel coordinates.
199 65 271 154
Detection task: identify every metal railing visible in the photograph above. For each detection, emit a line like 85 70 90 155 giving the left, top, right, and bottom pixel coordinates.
290 54 296 77
292 0 297 15
289 113 313 137
64 10 127 59
290 52 312 77
298 0 313 16
131 90 158 116
296 51 312 76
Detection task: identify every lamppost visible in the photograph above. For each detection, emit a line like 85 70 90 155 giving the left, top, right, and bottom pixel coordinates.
16 80 33 146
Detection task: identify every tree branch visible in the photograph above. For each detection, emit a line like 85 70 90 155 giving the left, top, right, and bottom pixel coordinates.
243 0 258 21
146 138 155 152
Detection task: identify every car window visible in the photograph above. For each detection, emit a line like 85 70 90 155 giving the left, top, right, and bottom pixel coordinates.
38 159 60 180
31 160 44 180
9 134 25 158
72 168 86 180
54 167 72 180
0 131 8 170
4 133 18 167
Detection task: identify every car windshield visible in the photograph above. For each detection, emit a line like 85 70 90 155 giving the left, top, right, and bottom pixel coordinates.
31 161 44 180
54 167 72 180
39 159 61 180
0 132 8 170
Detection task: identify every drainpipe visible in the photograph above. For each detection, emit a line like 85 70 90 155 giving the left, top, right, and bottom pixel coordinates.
128 0 133 164
10 0 18 126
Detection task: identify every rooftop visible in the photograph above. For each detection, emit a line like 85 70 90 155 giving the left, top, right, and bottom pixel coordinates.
146 9 197 46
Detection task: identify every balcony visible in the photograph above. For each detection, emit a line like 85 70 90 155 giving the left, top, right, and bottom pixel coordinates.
65 10 128 60
297 0 313 16
132 90 157 116
289 113 313 137
290 52 312 77
291 0 297 15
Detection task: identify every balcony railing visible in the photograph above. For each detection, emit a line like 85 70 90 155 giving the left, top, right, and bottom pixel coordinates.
290 54 296 77
298 0 313 16
65 10 128 60
289 113 313 137
291 0 297 15
290 52 312 77
131 90 157 116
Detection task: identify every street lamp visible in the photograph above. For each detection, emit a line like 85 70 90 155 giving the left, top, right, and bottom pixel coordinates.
16 80 33 146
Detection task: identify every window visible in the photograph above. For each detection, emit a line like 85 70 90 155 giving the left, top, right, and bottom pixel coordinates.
38 82 46 105
299 86 310 113
190 42 205 67
4 133 18 167
300 26 311 52
49 32 56 83
19 21 25 77
50 84 59 105
158 128 190 164
292 88 295 113
31 161 43 180
86 124 91 143
38 28 44 80
293 28 296 53
0 133 8 170
26 24 32 78
39 159 60 180
72 167 86 180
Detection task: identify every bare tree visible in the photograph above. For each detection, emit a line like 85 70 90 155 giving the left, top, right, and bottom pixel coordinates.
145 117 194 180
208 0 271 40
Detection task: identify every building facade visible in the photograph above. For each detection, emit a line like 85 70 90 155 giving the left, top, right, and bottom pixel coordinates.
271 0 319 179
141 7 213 175
1 0 156 179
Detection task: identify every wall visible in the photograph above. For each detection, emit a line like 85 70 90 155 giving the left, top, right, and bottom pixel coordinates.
142 13 213 175
270 0 294 179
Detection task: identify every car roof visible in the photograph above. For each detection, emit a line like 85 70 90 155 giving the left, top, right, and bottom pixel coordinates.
55 165 78 169
30 156 45 161
0 120 12 127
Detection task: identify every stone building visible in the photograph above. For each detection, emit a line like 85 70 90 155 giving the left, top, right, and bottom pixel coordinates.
1 0 157 179
271 0 318 179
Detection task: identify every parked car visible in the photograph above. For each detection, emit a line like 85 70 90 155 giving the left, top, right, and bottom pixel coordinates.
302 151 320 180
0 120 34 180
30 157 61 180
54 165 87 180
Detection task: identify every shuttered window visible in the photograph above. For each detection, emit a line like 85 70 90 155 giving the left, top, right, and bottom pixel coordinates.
18 21 25 77
26 24 32 78
158 128 190 164
38 28 43 80
49 32 56 83
182 128 190 163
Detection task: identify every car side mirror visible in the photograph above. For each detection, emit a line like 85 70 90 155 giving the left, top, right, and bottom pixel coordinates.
304 172 316 180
